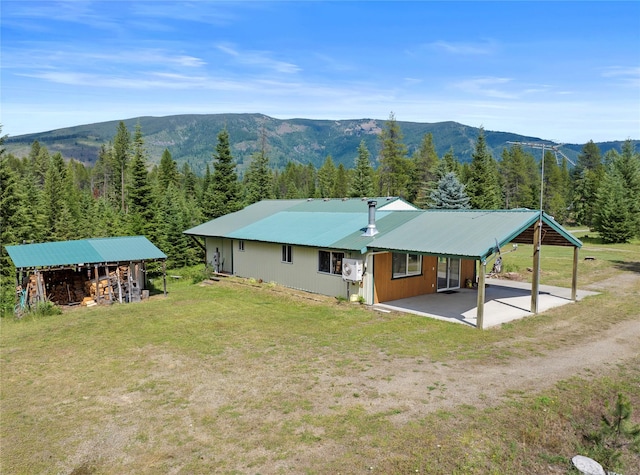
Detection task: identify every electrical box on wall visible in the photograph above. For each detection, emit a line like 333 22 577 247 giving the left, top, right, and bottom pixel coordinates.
342 259 364 282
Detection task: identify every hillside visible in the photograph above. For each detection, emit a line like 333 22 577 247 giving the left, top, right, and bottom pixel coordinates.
3 113 630 175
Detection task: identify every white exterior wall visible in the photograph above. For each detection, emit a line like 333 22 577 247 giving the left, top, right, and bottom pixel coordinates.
231 240 363 299
205 237 233 273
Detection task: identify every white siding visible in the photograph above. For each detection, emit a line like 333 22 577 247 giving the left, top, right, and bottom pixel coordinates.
233 241 362 298
205 237 233 273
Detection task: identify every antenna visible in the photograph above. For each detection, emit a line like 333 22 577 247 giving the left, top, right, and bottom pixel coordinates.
507 141 576 167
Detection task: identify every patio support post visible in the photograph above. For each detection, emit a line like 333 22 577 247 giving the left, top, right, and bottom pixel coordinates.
476 260 486 330
571 246 579 301
531 220 541 314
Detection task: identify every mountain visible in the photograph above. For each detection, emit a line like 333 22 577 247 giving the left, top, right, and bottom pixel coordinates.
3 113 631 175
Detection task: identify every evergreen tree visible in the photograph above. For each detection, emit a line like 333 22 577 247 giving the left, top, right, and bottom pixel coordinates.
465 128 502 209
317 155 336 198
112 121 131 212
43 152 74 241
596 140 640 238
500 145 536 209
245 147 273 204
349 140 374 197
542 151 569 222
593 169 635 243
435 147 460 179
304 163 317 198
430 172 471 209
157 148 179 193
409 133 440 203
127 124 155 236
571 140 604 226
332 163 348 198
202 128 242 219
28 140 49 186
378 112 410 197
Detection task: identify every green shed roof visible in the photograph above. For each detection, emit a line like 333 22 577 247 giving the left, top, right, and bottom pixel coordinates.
6 236 167 270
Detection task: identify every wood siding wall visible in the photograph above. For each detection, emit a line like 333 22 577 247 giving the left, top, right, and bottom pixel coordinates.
373 253 476 303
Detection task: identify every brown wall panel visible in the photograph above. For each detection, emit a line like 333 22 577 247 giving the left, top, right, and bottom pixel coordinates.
374 253 477 303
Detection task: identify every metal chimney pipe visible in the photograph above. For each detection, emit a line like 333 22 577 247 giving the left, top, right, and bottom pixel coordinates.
362 200 378 236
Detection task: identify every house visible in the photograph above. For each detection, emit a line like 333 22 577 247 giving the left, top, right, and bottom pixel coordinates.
184 198 582 327
6 236 167 308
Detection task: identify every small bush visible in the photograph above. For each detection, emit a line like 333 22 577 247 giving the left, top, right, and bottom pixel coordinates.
30 301 62 317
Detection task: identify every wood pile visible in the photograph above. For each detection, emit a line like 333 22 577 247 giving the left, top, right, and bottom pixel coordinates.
86 266 132 304
48 273 86 305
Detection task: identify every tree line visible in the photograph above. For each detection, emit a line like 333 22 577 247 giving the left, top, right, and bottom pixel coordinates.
1 114 639 310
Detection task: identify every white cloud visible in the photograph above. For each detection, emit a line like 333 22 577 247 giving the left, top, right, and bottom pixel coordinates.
215 43 300 74
427 40 497 55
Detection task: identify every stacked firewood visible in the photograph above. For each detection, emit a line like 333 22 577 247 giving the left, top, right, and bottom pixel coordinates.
48 274 86 305
85 266 131 304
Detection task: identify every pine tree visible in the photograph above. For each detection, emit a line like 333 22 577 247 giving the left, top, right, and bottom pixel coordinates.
127 124 155 236
349 140 374 197
465 128 502 209
202 128 242 219
593 168 635 243
430 172 471 209
157 148 179 193
378 112 410 197
409 133 440 203
542 151 569 221
43 152 74 241
598 140 640 237
435 147 460 179
500 145 536 209
332 163 348 198
112 121 131 212
245 147 273 204
317 155 336 198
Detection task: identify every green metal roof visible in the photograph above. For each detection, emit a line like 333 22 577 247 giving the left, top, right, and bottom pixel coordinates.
183 197 418 238
368 210 581 259
228 211 390 248
6 236 167 270
184 199 304 236
183 199 581 259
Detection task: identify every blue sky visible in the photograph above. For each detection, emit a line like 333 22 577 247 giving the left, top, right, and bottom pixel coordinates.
2 1 639 143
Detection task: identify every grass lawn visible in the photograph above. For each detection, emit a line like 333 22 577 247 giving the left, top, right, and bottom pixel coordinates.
1 234 639 474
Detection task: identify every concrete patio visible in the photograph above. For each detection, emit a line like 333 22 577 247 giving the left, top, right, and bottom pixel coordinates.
374 278 599 328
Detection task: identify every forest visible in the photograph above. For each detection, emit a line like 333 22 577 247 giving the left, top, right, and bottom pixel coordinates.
1 114 639 315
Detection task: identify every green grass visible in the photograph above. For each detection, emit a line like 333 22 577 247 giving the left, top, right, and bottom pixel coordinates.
1 237 639 474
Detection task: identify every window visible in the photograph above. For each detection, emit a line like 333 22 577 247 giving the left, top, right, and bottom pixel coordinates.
282 245 293 263
318 250 344 275
238 240 245 251
392 252 422 278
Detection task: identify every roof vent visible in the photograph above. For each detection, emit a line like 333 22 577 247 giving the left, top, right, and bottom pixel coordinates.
362 200 378 237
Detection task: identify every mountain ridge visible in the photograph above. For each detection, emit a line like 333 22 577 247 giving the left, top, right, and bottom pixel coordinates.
4 113 633 175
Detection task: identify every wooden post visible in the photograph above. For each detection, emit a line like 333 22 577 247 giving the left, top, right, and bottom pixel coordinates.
531 220 541 314
128 262 133 301
476 260 486 330
94 265 100 304
571 246 579 301
163 260 167 297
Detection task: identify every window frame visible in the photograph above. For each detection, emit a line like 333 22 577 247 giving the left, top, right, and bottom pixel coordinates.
318 250 345 275
392 252 422 278
281 245 293 264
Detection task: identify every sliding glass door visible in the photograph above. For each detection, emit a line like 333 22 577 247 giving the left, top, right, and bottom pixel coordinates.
437 257 461 291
